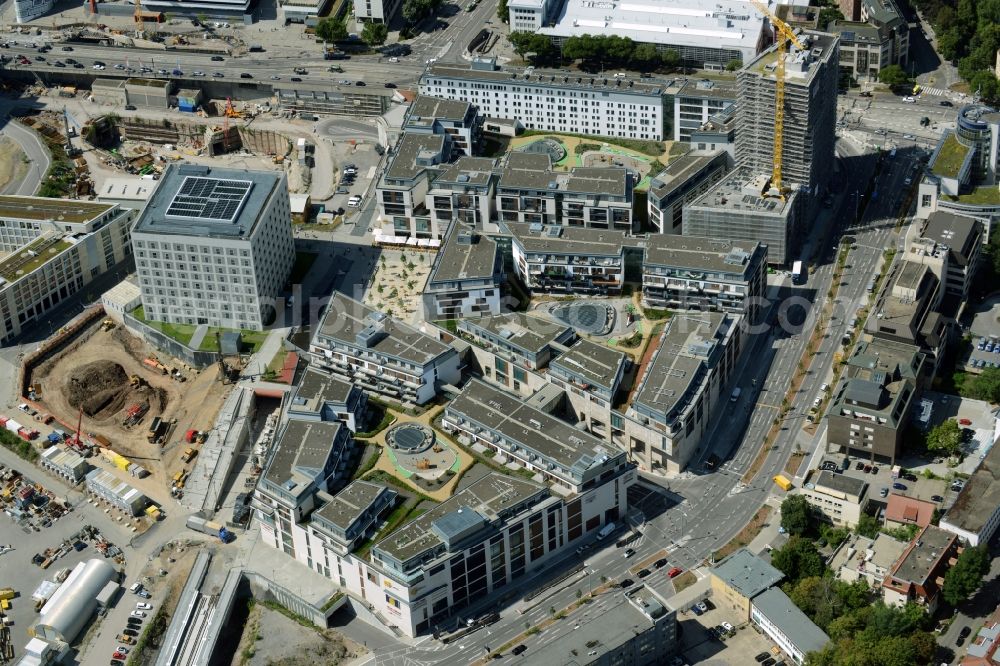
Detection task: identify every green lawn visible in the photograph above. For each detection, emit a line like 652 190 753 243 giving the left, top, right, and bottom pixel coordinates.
132 306 268 352
955 185 1000 205
132 306 197 345
932 133 970 179
198 328 268 353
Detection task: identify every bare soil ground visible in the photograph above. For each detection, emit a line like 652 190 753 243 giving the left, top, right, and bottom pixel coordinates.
0 136 27 192
30 322 231 490
231 603 364 666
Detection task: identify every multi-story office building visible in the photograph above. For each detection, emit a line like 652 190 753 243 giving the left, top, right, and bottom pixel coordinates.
866 260 948 371
826 338 924 463
830 533 908 588
646 150 732 234
750 587 830 665
736 31 839 195
690 103 738 158
422 223 503 320
132 164 295 331
286 366 368 432
799 468 869 527
353 0 400 23
509 222 629 296
496 153 634 232
626 311 743 473
403 96 480 157
0 197 135 345
420 59 668 141
641 235 767 323
673 78 737 143
940 441 1000 546
426 157 498 234
882 525 959 613
710 548 785 622
828 21 897 83
528 586 678 666
684 170 803 265
507 0 549 31
861 0 909 65
906 211 982 313
376 134 451 241
917 105 1000 225
548 338 628 441
310 293 462 405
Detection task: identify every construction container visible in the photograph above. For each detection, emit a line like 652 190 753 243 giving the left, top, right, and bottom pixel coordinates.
6 419 23 434
0 588 15 601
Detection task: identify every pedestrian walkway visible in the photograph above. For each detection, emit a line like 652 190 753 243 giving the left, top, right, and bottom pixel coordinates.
189 324 209 351
919 86 949 97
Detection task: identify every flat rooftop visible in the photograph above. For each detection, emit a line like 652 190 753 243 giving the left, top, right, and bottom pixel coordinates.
536 0 767 52
407 95 473 122
889 525 955 584
427 227 499 285
134 164 282 239
942 442 1000 536
688 169 793 215
459 312 572 356
810 469 867 500
374 472 545 565
263 419 345 494
0 235 75 284
752 587 830 655
424 60 666 96
0 196 114 223
744 30 839 84
313 480 388 532
290 366 356 411
499 160 629 198
711 547 784 598
871 260 935 328
507 222 628 257
922 211 980 264
434 157 496 188
633 312 729 419
317 293 453 367
675 77 738 100
931 132 971 180
446 379 622 479
648 151 727 200
383 133 446 183
550 338 626 392
642 234 761 276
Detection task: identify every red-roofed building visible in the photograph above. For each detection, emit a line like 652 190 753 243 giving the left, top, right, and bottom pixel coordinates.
962 606 1000 665
884 494 936 530
883 525 960 613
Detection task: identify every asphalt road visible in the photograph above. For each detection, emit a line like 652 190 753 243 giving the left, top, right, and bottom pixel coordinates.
0 102 49 195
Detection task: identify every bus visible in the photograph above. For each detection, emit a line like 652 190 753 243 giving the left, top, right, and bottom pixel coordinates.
792 260 806 284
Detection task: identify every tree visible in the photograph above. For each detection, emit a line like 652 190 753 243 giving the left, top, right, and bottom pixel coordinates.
508 31 553 61
497 0 509 23
316 16 348 42
943 544 990 606
661 49 680 69
878 64 910 86
362 22 389 47
771 537 824 584
780 495 814 536
632 43 660 67
818 7 844 28
724 58 743 71
926 419 962 457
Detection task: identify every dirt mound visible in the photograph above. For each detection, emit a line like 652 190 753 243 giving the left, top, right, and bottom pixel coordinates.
65 360 130 416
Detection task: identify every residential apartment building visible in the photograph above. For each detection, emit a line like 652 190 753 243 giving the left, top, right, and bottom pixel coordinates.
419 59 668 141
509 223 628 296
132 164 295 331
376 134 451 241
709 548 784 622
866 259 948 371
285 366 368 432
826 338 924 463
940 441 1000 546
0 197 135 345
736 31 839 195
626 311 743 473
528 586 678 666
883 525 960 613
751 587 831 665
885 494 937 531
403 96 480 157
799 468 869 527
497 152 634 232
830 533 908 588
306 480 398 554
684 169 803 265
426 157 498 235
548 338 628 441
422 224 503 320
641 235 767 323
690 103 738 158
672 78 736 142
310 293 462 405
907 211 982 310
646 150 732 234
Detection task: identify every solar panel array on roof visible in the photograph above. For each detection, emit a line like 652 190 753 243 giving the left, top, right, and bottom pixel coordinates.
165 176 253 222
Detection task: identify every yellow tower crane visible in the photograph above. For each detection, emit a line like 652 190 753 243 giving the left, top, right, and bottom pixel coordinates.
750 0 805 196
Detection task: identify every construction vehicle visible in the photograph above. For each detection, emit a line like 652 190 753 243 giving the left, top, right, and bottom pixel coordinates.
749 0 805 198
0 589 14 602
180 447 197 463
171 470 189 488
129 375 145 388
223 97 241 119
215 331 241 384
100 318 116 331
143 357 168 375
27 384 41 400
146 416 162 443
186 515 234 543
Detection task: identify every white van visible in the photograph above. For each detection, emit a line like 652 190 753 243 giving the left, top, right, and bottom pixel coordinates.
347 196 362 208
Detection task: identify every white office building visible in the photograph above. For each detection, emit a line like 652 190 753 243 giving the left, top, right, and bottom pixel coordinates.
132 164 295 331
420 58 668 142
354 0 400 23
0 197 135 345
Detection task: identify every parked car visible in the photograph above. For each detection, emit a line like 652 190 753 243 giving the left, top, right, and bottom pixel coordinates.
136 602 152 610
211 55 224 61
123 629 139 637
756 653 771 663
931 495 944 502
892 482 907 491
721 621 734 633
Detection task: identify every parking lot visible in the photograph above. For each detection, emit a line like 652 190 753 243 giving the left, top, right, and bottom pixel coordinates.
817 454 952 508
677 603 784 666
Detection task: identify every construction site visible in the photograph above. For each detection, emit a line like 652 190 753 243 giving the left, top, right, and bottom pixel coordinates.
24 316 234 499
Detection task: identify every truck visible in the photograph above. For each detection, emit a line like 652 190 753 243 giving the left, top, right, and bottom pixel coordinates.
143 357 168 375
791 260 807 285
181 447 197 463
45 432 61 447
17 427 38 441
773 474 793 491
186 515 234 543
596 522 616 541
730 387 742 403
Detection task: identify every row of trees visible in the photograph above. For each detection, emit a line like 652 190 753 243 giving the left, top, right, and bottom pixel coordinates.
315 16 388 46
507 31 704 71
402 0 443 25
914 0 1000 101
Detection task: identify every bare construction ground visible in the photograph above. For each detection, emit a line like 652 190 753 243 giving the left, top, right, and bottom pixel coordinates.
0 136 28 192
231 602 364 666
30 323 232 490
